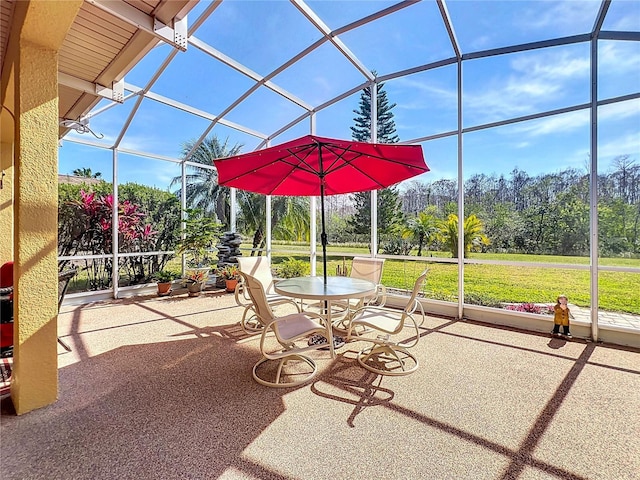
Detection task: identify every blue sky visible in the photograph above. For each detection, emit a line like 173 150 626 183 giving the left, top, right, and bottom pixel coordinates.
59 0 640 190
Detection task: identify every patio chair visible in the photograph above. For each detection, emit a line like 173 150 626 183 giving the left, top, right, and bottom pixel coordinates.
240 270 332 388
57 267 78 352
331 257 387 330
346 269 428 376
236 256 296 333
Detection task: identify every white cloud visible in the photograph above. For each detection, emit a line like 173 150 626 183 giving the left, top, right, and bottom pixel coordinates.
517 0 599 31
120 133 182 159
599 99 640 120
393 78 457 111
470 35 493 51
427 166 457 182
511 52 590 80
598 130 640 160
598 41 640 74
464 47 590 122
508 109 590 137
606 8 640 31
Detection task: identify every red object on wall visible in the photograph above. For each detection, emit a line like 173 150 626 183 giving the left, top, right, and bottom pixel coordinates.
0 261 13 288
1 261 14 351
0 324 12 349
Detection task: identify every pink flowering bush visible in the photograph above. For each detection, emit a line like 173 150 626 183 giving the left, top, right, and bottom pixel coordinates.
59 183 180 290
504 303 554 315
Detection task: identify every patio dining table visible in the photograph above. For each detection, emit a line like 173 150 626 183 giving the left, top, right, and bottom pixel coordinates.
274 276 376 356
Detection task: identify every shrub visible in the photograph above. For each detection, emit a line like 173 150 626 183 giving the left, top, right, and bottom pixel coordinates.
380 238 414 255
58 182 181 290
464 292 502 308
275 257 310 278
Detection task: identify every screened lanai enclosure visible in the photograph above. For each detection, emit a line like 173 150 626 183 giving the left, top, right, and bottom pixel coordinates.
44 0 639 346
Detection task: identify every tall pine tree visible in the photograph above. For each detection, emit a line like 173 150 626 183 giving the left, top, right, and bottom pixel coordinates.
348 75 404 242
350 75 400 143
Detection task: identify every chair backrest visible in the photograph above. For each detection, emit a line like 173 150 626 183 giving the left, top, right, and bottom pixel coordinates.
350 257 384 284
237 256 275 294
58 268 78 311
238 271 276 326
403 269 429 315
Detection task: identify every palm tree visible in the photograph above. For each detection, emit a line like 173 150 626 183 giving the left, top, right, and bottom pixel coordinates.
170 135 243 229
236 192 310 255
172 135 310 250
272 196 310 242
439 214 490 258
403 206 439 256
73 167 102 178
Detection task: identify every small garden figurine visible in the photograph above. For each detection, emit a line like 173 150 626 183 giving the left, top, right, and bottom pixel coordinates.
552 294 575 338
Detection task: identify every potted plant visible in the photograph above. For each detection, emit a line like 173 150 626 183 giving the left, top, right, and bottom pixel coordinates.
153 270 178 296
182 269 209 297
217 264 240 292
175 208 221 269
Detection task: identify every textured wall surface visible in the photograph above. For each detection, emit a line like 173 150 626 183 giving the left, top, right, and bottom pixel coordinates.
8 0 82 415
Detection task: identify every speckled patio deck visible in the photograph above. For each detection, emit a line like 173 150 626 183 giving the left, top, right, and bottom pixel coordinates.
1 291 639 480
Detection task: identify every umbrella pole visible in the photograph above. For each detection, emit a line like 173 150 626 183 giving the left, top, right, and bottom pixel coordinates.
320 179 328 286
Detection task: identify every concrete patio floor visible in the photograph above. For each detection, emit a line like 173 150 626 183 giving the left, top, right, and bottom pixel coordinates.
1 290 639 479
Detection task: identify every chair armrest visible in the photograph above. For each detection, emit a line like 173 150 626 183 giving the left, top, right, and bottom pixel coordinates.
269 297 302 313
375 284 388 307
234 280 251 307
350 305 396 317
295 310 326 323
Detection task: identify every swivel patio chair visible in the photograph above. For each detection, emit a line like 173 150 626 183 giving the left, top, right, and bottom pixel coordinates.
346 269 428 376
236 256 296 333
240 270 332 388
331 257 387 331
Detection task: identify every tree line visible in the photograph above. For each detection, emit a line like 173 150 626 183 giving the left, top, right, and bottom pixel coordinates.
399 155 639 257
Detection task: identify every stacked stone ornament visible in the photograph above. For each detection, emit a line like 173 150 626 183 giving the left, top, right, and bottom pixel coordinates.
215 232 243 287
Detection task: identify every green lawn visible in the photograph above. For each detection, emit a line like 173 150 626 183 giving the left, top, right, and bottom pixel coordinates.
267 245 640 315
66 245 640 315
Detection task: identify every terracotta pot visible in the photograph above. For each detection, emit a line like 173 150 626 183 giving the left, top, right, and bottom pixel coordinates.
225 279 238 293
157 282 172 296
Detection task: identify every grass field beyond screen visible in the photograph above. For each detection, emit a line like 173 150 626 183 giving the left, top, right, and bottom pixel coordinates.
267 247 640 315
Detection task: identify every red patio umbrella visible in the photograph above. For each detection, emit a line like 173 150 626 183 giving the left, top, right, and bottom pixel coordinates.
213 134 429 283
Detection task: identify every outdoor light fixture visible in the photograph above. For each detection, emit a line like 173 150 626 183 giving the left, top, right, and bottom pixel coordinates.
59 117 104 139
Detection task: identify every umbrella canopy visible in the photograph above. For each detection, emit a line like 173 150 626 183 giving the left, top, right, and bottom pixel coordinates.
215 135 428 196
213 135 429 282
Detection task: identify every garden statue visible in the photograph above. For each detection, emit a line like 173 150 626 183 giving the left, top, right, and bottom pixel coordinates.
552 294 574 338
215 231 242 288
